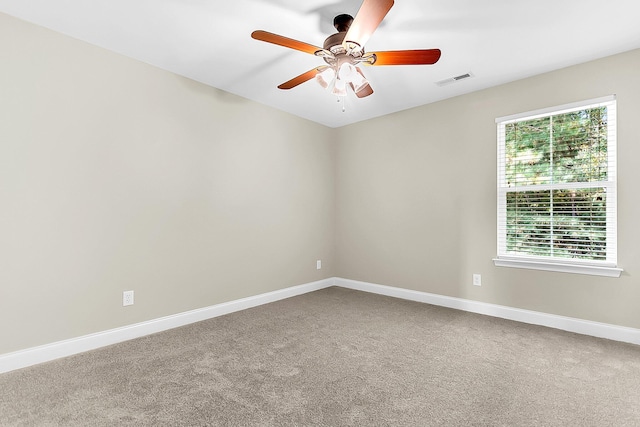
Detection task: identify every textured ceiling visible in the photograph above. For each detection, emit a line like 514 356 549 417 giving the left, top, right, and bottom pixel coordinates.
1 0 639 127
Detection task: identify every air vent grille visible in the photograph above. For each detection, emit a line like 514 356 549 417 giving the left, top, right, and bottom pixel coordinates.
436 72 474 87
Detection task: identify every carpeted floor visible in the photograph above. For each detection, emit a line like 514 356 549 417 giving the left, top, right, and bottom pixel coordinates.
1 286 639 426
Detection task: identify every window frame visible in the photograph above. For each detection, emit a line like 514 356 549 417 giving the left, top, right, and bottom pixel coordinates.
493 95 622 278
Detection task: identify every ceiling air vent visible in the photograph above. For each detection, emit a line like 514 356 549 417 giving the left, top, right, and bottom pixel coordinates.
436 72 474 87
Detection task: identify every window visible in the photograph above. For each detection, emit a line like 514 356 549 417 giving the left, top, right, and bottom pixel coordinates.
494 96 622 277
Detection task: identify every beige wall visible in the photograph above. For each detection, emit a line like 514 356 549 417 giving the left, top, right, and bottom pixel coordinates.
0 14 336 354
336 48 640 329
2 11 639 356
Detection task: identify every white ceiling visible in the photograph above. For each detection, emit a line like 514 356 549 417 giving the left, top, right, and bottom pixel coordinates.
2 0 639 128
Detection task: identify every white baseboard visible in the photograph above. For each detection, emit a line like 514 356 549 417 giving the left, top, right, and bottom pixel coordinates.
3 276 638 374
334 277 640 346
0 278 334 374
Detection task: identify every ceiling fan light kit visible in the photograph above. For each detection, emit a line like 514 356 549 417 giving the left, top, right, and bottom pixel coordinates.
251 0 441 102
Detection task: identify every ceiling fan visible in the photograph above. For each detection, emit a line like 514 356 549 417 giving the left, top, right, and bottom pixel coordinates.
251 0 441 99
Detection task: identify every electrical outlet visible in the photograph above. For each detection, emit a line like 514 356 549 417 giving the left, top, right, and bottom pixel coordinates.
473 274 482 286
123 290 134 306
316 260 322 270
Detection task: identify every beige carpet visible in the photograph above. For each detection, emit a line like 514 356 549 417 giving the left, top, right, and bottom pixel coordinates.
1 286 639 426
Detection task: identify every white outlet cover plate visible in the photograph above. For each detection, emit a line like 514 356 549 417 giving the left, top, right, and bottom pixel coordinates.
473 274 482 286
123 290 134 306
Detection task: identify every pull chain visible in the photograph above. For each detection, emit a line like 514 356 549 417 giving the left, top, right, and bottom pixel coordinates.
337 96 346 112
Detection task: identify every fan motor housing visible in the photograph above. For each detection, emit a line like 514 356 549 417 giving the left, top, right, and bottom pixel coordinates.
323 32 346 51
319 32 374 68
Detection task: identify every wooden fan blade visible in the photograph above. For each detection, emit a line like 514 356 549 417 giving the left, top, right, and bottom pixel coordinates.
251 30 322 55
343 0 394 49
278 66 328 90
369 49 441 66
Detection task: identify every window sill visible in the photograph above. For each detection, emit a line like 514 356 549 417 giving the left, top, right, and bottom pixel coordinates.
493 257 623 278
